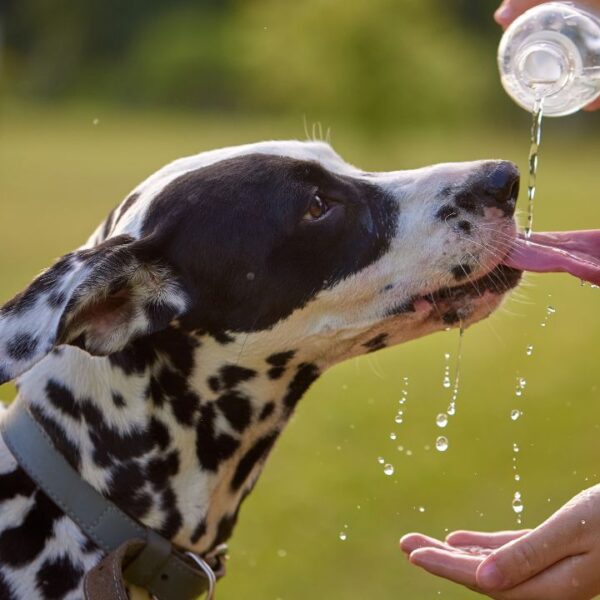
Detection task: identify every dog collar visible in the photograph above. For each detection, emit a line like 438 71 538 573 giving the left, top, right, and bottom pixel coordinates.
0 400 223 600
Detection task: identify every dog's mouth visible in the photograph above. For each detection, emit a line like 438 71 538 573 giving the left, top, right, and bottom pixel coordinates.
392 228 600 326
390 263 522 325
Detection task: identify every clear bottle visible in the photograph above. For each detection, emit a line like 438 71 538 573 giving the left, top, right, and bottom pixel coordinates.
498 1 600 116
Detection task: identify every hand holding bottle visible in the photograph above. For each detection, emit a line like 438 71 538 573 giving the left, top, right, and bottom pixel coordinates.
496 0 600 112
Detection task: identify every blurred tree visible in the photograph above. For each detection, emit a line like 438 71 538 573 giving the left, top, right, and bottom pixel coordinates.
234 0 497 132
0 0 509 132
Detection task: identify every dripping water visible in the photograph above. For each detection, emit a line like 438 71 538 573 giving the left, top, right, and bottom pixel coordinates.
525 96 544 238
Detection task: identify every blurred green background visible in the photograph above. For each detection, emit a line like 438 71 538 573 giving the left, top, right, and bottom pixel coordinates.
1 1 599 599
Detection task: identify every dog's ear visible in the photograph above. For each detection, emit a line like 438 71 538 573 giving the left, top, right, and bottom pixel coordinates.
0 235 189 385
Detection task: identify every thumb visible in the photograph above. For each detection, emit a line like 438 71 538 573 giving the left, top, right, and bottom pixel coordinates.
475 514 582 591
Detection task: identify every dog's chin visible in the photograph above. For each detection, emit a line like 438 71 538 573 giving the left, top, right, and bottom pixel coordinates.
384 264 522 340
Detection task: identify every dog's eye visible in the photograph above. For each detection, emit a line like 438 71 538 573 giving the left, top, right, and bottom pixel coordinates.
303 195 330 221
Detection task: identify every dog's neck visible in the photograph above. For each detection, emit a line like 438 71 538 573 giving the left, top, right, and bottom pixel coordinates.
14 324 326 554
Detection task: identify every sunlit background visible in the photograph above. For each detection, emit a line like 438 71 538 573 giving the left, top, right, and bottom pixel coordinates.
1 1 599 598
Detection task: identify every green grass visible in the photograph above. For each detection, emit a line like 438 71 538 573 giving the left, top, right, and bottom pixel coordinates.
1 104 599 599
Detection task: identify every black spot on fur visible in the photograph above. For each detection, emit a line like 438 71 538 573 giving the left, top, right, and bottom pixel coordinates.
457 220 472 234
112 391 126 407
30 405 81 471
265 351 295 379
6 332 38 360
190 519 207 545
454 191 482 215
46 291 66 308
158 488 182 539
266 350 296 367
0 571 16 600
231 433 278 492
219 365 257 389
443 310 461 325
82 538 100 554
259 401 275 421
149 417 171 450
283 363 320 413
0 467 35 503
363 333 389 353
101 206 117 241
208 376 221 392
0 491 62 567
213 512 239 547
147 450 180 490
171 391 200 427
36 554 84 599
451 264 473 281
212 331 235 344
195 403 240 471
267 366 286 379
216 391 252 433
113 192 140 228
436 204 459 221
107 462 152 520
0 255 73 317
386 298 417 317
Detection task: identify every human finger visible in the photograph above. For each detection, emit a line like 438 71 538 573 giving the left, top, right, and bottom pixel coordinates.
495 0 548 28
409 547 483 589
400 533 453 555
475 518 585 591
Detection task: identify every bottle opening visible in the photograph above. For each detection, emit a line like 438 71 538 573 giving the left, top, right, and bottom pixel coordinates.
517 43 570 94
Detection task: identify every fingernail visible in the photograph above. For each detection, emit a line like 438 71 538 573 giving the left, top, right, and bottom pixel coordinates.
477 563 504 589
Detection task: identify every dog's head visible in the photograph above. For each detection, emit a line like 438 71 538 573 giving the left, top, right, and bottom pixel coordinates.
0 141 520 381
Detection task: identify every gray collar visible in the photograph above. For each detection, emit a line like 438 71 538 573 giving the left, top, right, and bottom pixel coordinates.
0 399 222 600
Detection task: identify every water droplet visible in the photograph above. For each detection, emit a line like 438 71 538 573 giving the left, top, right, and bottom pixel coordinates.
92 118 99 126
377 456 385 464
418 506 426 513
436 413 448 428
397 445 404 452
442 375 451 389
581 520 586 525
277 549 287 558
389 432 397 441
394 414 403 424
547 305 556 314
436 436 449 452
447 402 456 416
515 474 521 481
526 344 534 356
512 492 524 514
339 531 347 541
383 464 395 476
405 449 413 457
246 272 255 281
513 443 520 453
510 409 522 421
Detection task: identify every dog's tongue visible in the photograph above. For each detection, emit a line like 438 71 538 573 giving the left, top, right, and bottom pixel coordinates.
503 230 600 285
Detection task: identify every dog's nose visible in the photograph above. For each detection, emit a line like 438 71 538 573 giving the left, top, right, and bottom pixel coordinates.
474 161 520 217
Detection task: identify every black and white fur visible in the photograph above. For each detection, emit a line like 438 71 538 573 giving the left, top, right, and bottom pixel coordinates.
0 141 521 599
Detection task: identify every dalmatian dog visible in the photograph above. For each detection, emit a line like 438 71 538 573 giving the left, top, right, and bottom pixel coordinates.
0 141 521 599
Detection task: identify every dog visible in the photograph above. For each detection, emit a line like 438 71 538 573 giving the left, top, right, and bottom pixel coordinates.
0 141 521 599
